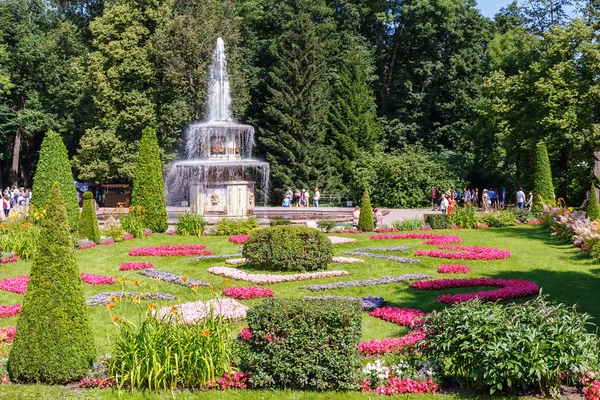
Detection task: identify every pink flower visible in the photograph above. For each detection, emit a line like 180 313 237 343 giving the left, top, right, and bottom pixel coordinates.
0 326 15 343
476 223 489 229
239 327 253 341
328 236 357 244
369 307 426 327
451 225 461 229
374 227 398 233
122 233 134 241
166 230 176 235
144 229 153 236
420 226 433 231
527 219 544 226
79 377 115 389
119 262 154 271
437 264 470 274
80 273 116 285
369 233 461 246
584 380 600 400
411 277 539 304
364 377 438 395
101 239 114 245
216 371 248 391
228 234 251 244
359 330 426 356
129 244 213 257
0 256 18 264
415 245 511 260
0 276 29 295
222 286 275 300
77 243 97 250
0 304 21 318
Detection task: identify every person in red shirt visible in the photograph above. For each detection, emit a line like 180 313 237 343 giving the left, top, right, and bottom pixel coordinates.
431 187 438 211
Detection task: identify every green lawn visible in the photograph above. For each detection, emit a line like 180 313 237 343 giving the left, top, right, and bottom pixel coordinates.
0 225 597 398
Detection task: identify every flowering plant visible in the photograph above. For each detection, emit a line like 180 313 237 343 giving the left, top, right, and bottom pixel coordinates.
361 359 438 395
336 229 363 234
437 264 470 274
79 377 115 389
412 277 539 304
212 371 249 390
304 296 384 311
420 226 432 231
0 326 15 342
225 258 248 265
0 275 29 294
359 330 425 356
300 274 430 291
369 233 461 244
144 228 153 236
585 380 600 400
222 286 275 300
415 245 511 260
0 255 18 264
228 234 251 244
119 262 153 271
207 266 349 285
80 273 116 285
369 307 426 327
101 239 114 245
77 242 97 250
0 304 20 318
122 233 134 241
138 269 209 288
374 227 399 233
157 298 248 323
331 256 364 263
328 236 357 245
129 244 213 257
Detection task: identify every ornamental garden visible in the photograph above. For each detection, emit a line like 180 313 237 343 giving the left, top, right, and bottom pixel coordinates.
0 131 598 399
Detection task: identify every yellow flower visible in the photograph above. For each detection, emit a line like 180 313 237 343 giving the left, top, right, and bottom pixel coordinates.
191 284 199 292
200 329 210 337
170 305 178 313
148 304 157 311
111 296 120 302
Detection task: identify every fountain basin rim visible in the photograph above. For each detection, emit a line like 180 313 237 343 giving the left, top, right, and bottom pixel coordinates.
187 121 255 129
173 159 270 168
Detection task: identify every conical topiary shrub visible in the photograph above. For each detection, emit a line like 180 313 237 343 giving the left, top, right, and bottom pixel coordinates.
533 142 554 212
587 183 600 221
130 126 168 232
358 189 374 232
79 191 101 243
31 131 80 230
8 183 95 384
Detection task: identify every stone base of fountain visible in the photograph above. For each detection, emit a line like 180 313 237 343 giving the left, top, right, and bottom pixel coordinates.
190 180 255 221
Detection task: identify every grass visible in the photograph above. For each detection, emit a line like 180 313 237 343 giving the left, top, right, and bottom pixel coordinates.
0 225 597 398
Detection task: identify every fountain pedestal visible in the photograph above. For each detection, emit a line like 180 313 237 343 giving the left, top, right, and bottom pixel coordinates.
190 180 255 219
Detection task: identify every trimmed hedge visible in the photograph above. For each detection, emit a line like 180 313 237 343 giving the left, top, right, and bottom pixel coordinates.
269 220 291 226
479 211 517 227
130 127 168 232
8 184 95 383
243 226 333 272
241 298 362 390
78 191 100 243
31 131 80 230
587 183 600 221
533 142 554 211
424 213 451 229
214 217 259 236
357 189 374 231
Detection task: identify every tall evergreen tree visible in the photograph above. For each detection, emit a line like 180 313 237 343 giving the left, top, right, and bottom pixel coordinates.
78 191 101 243
130 126 168 232
586 182 600 221
8 183 95 383
533 142 555 211
357 189 374 231
31 131 80 230
260 1 340 195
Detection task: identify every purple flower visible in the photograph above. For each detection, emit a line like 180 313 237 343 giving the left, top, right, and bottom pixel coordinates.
300 274 431 291
138 269 210 288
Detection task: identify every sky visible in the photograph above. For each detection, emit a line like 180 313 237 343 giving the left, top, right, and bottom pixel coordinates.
477 0 515 18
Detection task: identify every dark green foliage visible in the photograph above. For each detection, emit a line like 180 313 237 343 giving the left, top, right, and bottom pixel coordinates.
240 298 362 390
8 184 94 383
243 226 333 272
175 212 206 236
214 218 259 236
533 142 555 211
510 208 536 223
269 220 291 226
78 191 100 243
479 211 517 228
424 214 451 229
357 190 373 231
451 206 478 229
586 183 600 221
130 127 168 233
421 296 599 395
31 131 80 230
120 206 146 238
317 220 336 233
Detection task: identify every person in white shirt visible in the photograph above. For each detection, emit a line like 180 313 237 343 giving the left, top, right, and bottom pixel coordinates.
516 188 526 209
440 194 449 214
313 188 321 207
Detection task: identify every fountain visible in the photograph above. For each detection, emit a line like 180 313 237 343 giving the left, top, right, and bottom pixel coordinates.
166 38 270 219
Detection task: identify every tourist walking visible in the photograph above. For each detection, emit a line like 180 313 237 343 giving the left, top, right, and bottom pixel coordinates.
526 191 534 210
352 206 360 227
304 189 310 207
285 187 293 199
488 188 496 210
473 188 479 207
431 186 438 210
313 188 320 207
516 188 526 209
463 187 471 205
293 189 301 207
2 195 10 219
440 194 449 214
482 189 490 212
375 208 384 227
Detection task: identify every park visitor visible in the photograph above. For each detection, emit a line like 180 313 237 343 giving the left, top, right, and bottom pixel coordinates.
473 188 479 207
526 191 534 210
482 189 490 211
375 208 384 227
313 188 320 207
282 194 291 207
2 195 10 218
440 194 448 214
293 188 301 207
516 188 526 209
352 206 360 227
285 187 293 199
431 186 437 210
463 187 471 204
304 189 310 207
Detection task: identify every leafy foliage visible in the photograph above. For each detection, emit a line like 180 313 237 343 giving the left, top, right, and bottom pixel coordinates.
421 296 599 395
8 184 95 383
214 218 259 236
451 206 478 229
120 206 146 238
479 211 517 228
78 192 100 244
424 214 451 229
175 212 206 237
357 190 374 231
587 183 600 221
31 131 80 230
392 217 425 231
240 298 362 390
243 226 333 272
130 127 168 233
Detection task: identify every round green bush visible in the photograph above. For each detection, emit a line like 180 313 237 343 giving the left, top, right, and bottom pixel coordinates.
242 226 333 272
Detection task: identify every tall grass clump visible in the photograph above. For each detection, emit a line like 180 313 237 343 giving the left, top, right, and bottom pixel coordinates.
451 205 478 228
109 312 233 392
175 212 206 236
392 217 425 231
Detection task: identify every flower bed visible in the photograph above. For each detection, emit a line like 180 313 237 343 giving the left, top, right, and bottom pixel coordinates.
122 233 134 241
0 326 15 343
207 266 349 285
374 227 400 233
189 253 243 261
437 264 470 274
228 234 251 244
475 224 489 229
77 243 97 250
0 256 18 264
79 377 114 389
411 277 539 304
527 219 544 225
369 307 426 327
80 273 116 285
415 245 511 260
585 381 600 400
0 276 29 294
157 298 248 323
144 229 153 236
138 269 209 288
222 286 275 300
129 244 213 257
86 291 176 306
304 296 384 311
343 251 420 263
359 330 425 356
353 246 410 252
331 256 364 264
328 236 357 245
225 258 248 265
300 274 431 291
0 304 20 318
420 226 432 231
119 262 154 271
336 229 363 234
362 377 438 395
101 239 114 245
369 233 461 245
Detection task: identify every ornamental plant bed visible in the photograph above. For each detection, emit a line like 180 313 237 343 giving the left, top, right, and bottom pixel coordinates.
411 277 539 304
207 266 349 285
228 234 250 244
369 307 426 327
222 286 275 300
300 274 431 291
138 269 210 288
80 273 116 285
157 298 248 323
343 251 420 264
415 245 511 260
437 264 471 274
86 291 176 306
328 236 357 245
359 330 425 356
303 296 384 311
369 233 461 245
119 262 153 271
129 244 213 257
0 304 20 318
0 326 15 343
331 256 365 264
0 256 18 264
0 276 29 294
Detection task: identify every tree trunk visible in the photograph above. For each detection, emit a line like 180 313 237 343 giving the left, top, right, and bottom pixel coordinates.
594 150 600 201
11 124 22 187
